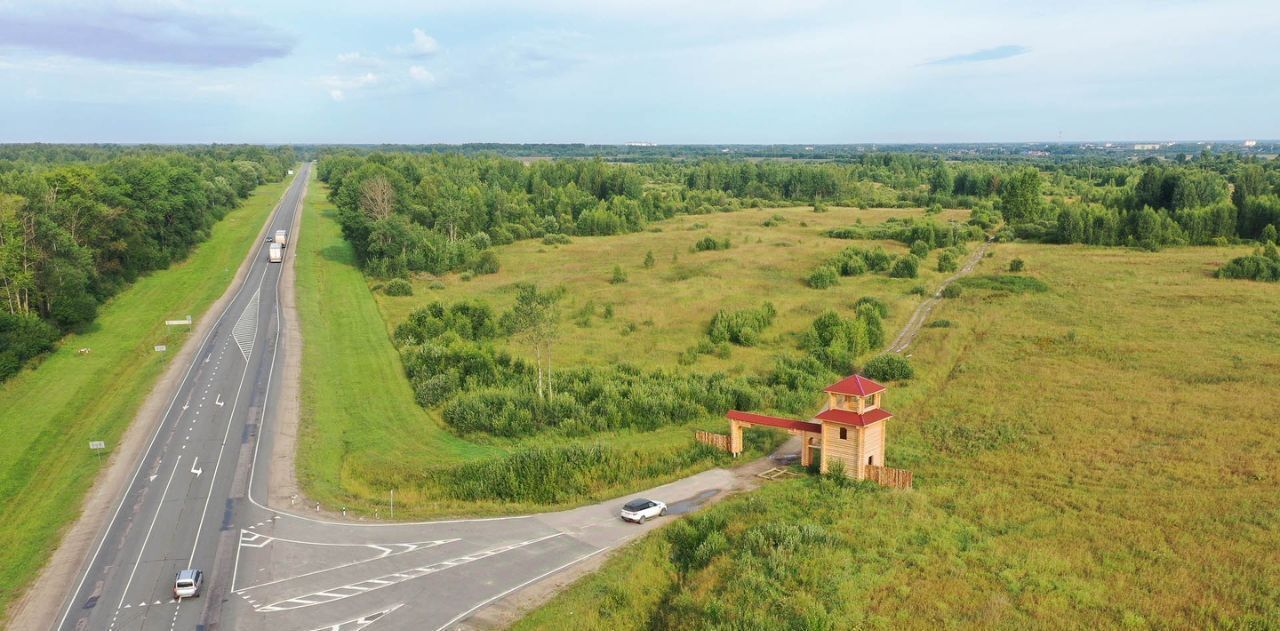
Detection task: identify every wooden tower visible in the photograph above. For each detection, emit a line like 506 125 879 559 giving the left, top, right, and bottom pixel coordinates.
813 374 892 479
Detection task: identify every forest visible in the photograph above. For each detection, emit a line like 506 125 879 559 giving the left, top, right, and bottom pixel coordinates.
0 145 294 380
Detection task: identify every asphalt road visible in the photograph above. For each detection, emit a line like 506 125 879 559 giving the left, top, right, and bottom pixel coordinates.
55 163 743 631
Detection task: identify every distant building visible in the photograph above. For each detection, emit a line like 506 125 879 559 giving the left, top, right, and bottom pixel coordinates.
1244 140 1258 147
1134 143 1161 150
624 141 657 147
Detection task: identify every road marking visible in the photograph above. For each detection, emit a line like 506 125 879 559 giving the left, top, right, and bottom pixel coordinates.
234 531 459 591
190 458 203 477
232 288 260 360
307 604 405 631
432 546 609 631
117 456 182 609
255 533 565 612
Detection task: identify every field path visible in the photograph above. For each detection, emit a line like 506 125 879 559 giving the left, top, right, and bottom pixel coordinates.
886 237 993 354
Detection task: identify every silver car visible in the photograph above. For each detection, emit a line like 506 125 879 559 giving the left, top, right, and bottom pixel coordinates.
620 498 667 523
173 569 203 599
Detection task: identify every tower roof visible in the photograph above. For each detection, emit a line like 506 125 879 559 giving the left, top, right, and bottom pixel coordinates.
824 374 885 397
815 407 892 427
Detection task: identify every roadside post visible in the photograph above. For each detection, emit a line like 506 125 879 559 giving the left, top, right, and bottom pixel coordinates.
89 440 105 464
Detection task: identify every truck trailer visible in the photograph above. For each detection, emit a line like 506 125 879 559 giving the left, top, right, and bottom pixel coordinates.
274 229 288 248
268 242 283 263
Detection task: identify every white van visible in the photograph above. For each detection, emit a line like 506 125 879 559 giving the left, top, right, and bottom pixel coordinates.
173 569 203 599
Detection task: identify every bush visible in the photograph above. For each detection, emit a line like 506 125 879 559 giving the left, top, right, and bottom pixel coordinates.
955 274 1049 293
925 319 953 328
1263 224 1278 244
471 250 500 275
610 265 628 284
1009 258 1026 272
807 266 839 289
937 250 959 273
910 240 930 259
889 255 920 279
853 296 889 318
941 284 962 298
383 278 414 296
708 303 776 346
643 250 655 268
862 354 914 381
542 233 572 245
694 236 731 252
908 284 927 295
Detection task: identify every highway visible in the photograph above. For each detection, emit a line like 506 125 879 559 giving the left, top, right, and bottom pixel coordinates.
54 162 748 631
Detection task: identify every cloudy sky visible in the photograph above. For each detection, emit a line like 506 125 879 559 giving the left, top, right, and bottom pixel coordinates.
0 0 1276 143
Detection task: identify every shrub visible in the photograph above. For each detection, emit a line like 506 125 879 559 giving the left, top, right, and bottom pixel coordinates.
1216 250 1280 282
383 278 414 296
471 250 500 275
610 265 628 284
937 250 959 273
807 266 839 289
926 202 943 215
941 284 962 298
925 319 953 328
1262 224 1278 244
1009 258 1026 272
762 214 787 227
708 303 776 346
427 279 445 290
862 354 914 381
694 236 731 252
889 255 920 279
643 250 655 268
910 240 930 259
542 233 572 245
853 296 889 318
812 200 828 213
908 284 927 295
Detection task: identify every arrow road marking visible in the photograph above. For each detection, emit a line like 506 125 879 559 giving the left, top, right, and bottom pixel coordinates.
215 394 224 407
190 458 203 478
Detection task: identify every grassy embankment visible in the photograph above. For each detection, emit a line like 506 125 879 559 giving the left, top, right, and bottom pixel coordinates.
297 199 968 518
515 243 1280 630
0 176 293 624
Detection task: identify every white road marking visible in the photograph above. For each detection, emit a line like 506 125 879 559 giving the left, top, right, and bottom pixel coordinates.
432 546 608 631
235 531 459 591
232 289 260 360
116 456 182 608
255 533 565 612
307 604 404 631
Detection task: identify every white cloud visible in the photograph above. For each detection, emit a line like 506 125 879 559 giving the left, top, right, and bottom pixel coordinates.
329 89 344 101
336 51 382 67
409 65 435 83
396 27 439 57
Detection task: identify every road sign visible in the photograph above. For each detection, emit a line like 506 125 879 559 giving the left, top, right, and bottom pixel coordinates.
89 441 105 450
155 345 167 352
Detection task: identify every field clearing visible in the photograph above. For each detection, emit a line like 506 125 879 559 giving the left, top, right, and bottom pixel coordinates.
377 205 971 375
516 242 1280 629
0 177 291 624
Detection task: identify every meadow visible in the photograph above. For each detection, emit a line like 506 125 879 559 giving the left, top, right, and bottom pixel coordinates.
294 193 972 518
514 242 1280 629
0 176 291 624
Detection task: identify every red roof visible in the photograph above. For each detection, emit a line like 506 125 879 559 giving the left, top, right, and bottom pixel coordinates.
727 410 821 433
824 374 886 397
814 407 892 427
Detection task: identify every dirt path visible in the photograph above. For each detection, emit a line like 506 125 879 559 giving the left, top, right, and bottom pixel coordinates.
5 175 299 630
887 237 993 353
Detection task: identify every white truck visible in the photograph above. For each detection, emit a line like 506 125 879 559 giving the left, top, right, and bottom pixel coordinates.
268 242 283 263
273 229 288 248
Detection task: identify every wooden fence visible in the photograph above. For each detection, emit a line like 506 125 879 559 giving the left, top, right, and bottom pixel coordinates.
864 465 913 489
694 430 731 452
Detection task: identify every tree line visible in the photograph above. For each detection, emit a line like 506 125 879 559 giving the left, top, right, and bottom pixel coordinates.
0 145 293 380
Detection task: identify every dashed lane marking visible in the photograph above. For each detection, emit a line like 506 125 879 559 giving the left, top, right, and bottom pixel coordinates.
253 533 564 612
307 603 404 631
235 531 460 591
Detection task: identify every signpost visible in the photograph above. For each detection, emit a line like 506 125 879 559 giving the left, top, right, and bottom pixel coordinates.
89 440 105 463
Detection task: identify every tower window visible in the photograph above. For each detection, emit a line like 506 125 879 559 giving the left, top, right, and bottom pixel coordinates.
868 455 874 465
839 427 847 440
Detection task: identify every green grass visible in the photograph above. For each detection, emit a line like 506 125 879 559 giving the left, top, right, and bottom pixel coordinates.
0 175 293 624
293 174 497 509
515 243 1280 629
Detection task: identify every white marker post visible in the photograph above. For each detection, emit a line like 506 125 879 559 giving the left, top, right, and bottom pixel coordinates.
89 440 105 464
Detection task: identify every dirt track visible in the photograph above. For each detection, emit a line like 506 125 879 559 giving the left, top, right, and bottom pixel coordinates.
886 237 993 354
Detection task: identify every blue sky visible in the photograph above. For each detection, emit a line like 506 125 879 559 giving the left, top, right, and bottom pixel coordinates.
0 0 1277 143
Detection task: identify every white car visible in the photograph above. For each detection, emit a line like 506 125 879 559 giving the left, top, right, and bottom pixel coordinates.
620 498 667 523
173 569 203 599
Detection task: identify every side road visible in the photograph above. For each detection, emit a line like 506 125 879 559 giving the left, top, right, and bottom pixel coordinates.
6 171 301 629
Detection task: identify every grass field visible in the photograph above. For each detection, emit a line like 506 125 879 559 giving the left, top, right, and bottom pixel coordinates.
514 243 1280 629
296 200 967 517
0 176 292 624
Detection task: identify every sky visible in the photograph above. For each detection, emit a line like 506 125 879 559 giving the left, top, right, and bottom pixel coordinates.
0 0 1277 144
